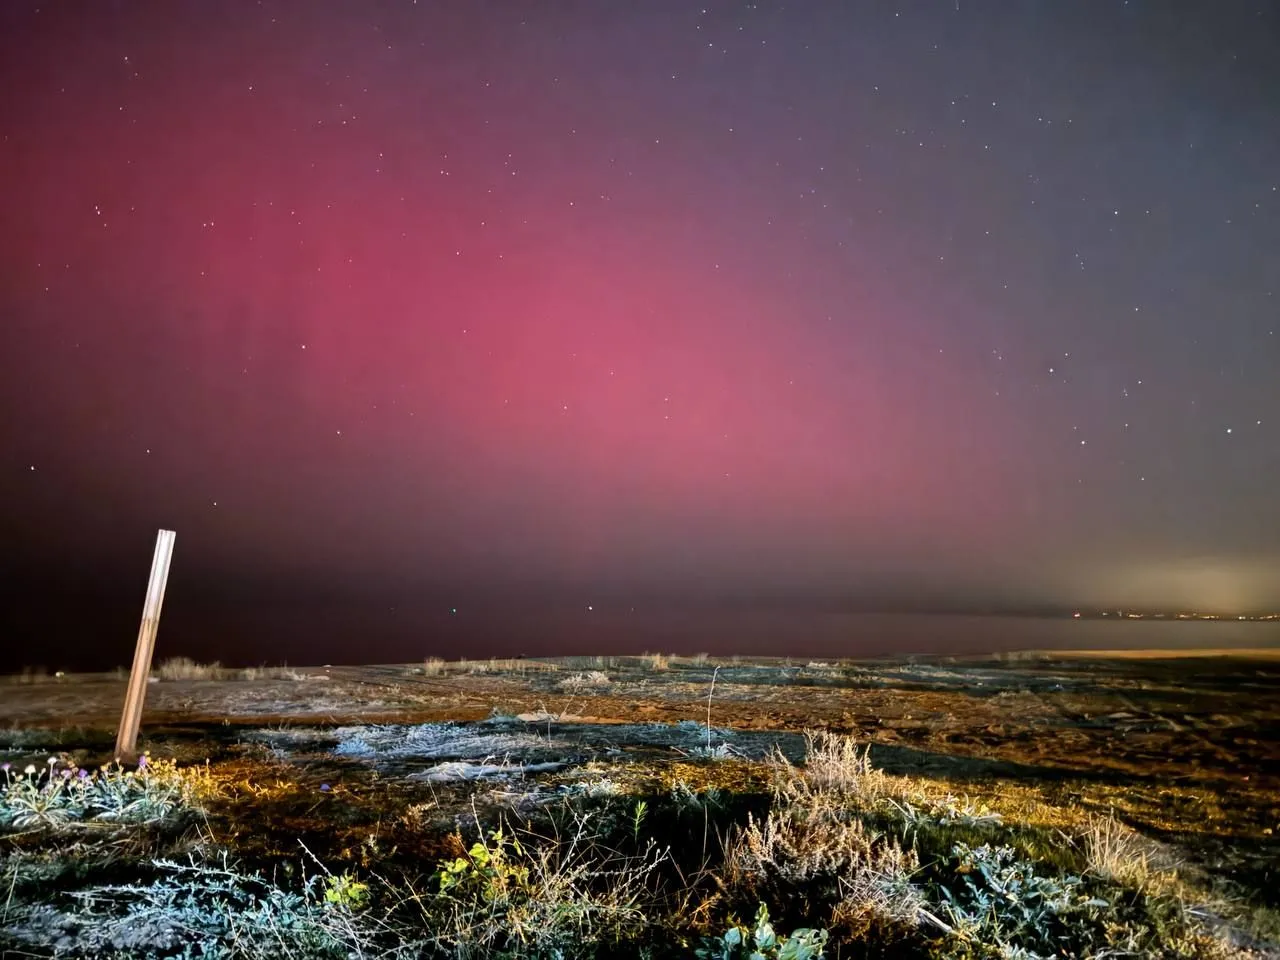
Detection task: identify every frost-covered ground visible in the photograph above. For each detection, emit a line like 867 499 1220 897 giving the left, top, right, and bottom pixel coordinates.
248 715 807 782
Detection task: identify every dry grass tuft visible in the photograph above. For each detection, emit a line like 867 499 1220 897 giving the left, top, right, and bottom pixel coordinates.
797 730 891 801
155 657 227 681
726 806 905 885
558 671 612 692
1083 814 1175 891
455 657 556 675
641 651 670 672
421 657 447 676
720 792 924 938
4 667 54 685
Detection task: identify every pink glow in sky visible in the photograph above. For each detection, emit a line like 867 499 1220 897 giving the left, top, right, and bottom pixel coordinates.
3 3 1278 666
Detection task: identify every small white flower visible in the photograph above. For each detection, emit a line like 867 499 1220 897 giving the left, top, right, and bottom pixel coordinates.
24 764 37 775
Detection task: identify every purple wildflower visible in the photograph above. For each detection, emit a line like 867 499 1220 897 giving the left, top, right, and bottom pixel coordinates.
77 768 90 780
320 783 331 792
137 755 148 770
0 762 10 772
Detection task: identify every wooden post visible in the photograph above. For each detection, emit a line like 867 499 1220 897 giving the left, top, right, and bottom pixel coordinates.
115 529 176 762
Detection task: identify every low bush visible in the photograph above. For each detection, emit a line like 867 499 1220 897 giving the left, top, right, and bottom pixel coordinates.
0 757 216 831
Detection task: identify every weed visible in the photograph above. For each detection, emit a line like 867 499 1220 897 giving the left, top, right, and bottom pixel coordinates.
697 903 829 960
437 826 532 902
688 742 739 761
322 871 371 912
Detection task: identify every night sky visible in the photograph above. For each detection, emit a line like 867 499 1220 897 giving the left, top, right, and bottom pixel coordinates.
1 3 1277 667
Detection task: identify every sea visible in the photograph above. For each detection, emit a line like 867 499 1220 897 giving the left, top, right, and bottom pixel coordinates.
7 606 1280 673
156 607 1280 669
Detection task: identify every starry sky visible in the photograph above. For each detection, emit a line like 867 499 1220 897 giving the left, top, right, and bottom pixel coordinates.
1 2 1277 666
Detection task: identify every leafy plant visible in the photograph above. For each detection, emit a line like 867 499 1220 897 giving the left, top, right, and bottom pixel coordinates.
0 757 213 831
632 799 649 842
437 827 531 902
935 843 1090 956
697 903 829 960
322 871 370 912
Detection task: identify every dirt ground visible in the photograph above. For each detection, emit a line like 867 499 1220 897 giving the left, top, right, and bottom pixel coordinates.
4 650 1279 908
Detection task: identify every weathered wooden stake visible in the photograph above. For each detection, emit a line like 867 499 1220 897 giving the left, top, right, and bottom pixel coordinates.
115 529 176 761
